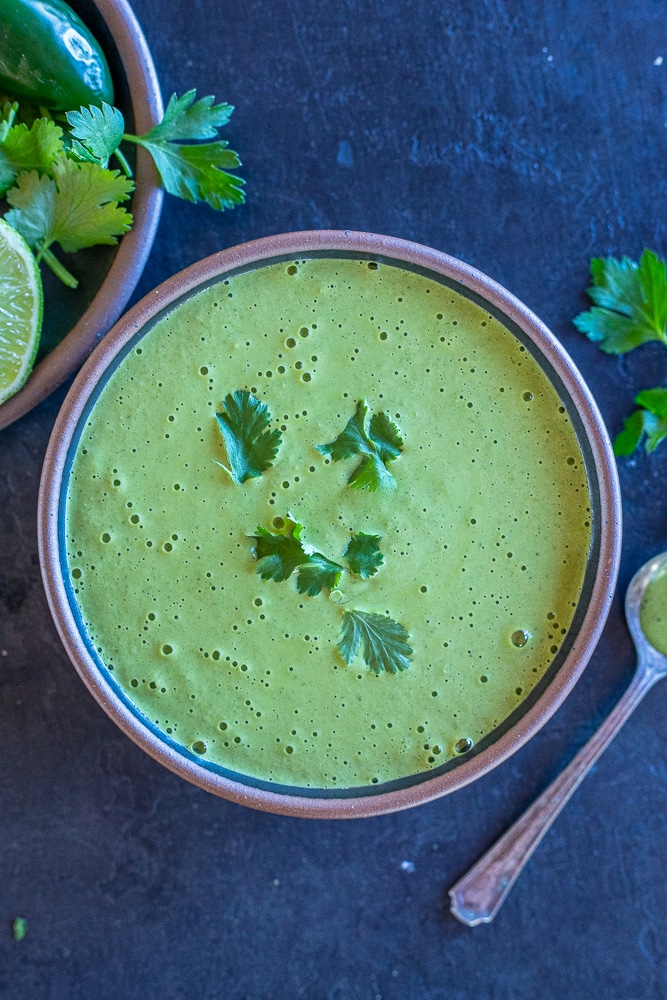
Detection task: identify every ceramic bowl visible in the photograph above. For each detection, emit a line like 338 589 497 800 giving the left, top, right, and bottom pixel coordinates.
0 0 164 431
38 231 622 818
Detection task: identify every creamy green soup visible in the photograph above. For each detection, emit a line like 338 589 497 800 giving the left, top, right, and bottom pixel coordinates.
65 256 592 790
639 567 667 656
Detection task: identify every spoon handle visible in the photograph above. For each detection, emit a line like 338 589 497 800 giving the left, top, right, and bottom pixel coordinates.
448 665 658 926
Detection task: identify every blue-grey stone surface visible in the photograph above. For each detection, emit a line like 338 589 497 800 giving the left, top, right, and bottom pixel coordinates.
2 1 667 997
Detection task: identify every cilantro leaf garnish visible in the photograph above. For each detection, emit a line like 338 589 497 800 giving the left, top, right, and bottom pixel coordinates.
249 520 408 675
215 390 282 484
573 250 667 354
296 552 345 597
66 103 126 171
344 533 384 579
250 519 343 596
123 90 244 211
0 117 64 195
5 156 133 287
338 609 413 675
317 399 404 491
250 521 384 595
614 387 667 455
251 520 311 582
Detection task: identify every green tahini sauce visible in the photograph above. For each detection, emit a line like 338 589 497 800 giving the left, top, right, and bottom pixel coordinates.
640 567 667 656
65 257 592 789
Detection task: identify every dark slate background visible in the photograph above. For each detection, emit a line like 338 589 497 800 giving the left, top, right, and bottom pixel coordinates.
2 1 667 997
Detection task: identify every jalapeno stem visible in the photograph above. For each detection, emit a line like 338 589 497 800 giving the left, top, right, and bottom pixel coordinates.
39 248 78 289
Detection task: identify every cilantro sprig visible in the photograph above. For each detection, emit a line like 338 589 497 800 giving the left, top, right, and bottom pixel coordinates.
249 521 381 596
248 519 411 674
215 391 282 484
573 250 667 354
250 518 343 597
66 92 244 211
574 249 667 456
0 90 244 291
614 388 667 456
317 399 404 491
5 156 133 288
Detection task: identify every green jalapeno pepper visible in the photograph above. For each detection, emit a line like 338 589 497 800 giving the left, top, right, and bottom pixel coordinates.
0 0 114 111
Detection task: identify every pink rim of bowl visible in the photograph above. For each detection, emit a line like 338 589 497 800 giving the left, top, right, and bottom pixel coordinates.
38 230 622 819
0 0 164 431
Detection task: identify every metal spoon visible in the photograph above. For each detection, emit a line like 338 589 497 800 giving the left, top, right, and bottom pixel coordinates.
449 551 667 927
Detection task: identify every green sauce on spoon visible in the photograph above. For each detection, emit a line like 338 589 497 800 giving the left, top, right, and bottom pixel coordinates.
640 566 667 655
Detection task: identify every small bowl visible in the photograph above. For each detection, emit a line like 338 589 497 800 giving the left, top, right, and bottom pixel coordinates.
0 0 164 431
38 231 622 818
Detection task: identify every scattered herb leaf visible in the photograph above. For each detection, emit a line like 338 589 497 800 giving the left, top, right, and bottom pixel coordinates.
317 399 404 491
338 609 413 675
250 518 343 596
344 532 384 579
614 387 667 455
0 117 64 195
215 390 282 484
12 917 27 941
573 250 667 354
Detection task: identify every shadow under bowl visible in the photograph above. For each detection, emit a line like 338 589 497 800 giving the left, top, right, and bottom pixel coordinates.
38 230 622 818
0 0 164 432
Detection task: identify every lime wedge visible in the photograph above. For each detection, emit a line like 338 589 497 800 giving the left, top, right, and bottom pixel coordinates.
0 217 43 406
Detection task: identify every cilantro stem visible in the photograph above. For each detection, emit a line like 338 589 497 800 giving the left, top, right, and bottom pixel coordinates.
114 145 133 178
39 248 78 289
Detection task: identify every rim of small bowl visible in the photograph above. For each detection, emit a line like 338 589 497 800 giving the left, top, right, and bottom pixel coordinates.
38 230 622 818
0 0 164 432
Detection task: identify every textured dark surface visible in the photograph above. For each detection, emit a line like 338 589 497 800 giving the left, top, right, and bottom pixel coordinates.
2 2 667 997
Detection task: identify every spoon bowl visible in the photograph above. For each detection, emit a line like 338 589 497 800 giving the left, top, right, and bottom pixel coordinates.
625 551 667 676
449 550 667 926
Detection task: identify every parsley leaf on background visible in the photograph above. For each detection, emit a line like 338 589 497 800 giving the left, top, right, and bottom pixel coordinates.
338 609 413 675
0 117 64 195
215 391 282 484
5 156 133 287
343 533 384 579
614 387 667 455
250 519 343 596
317 399 404 491
573 250 667 353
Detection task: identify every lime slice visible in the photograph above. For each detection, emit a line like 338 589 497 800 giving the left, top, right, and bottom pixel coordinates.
0 217 43 406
